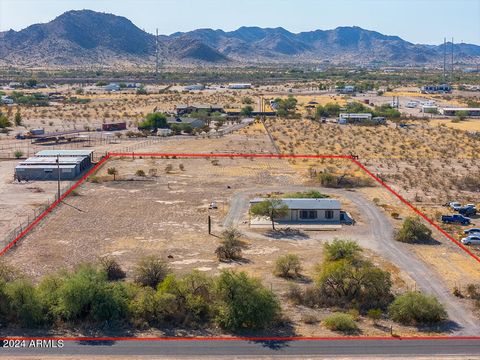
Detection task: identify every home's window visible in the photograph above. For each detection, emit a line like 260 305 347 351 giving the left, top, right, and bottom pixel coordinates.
325 210 334 219
300 210 317 219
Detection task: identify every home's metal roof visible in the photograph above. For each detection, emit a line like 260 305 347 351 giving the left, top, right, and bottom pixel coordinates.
16 164 77 170
21 156 85 165
442 108 480 111
250 198 341 210
35 150 93 157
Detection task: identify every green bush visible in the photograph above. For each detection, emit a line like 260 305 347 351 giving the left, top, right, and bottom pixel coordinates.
45 264 130 322
138 112 167 130
215 228 244 261
324 239 362 262
316 259 393 310
274 254 302 278
367 308 382 323
388 292 447 325
395 216 432 243
215 270 280 331
134 256 170 288
5 280 44 327
323 312 358 333
283 190 329 199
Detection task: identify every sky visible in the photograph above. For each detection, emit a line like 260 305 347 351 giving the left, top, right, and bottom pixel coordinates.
0 0 479 45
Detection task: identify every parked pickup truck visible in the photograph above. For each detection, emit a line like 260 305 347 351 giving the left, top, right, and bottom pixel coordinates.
441 214 471 225
458 206 477 216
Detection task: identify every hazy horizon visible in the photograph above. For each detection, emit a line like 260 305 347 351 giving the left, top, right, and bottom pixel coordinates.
0 0 479 45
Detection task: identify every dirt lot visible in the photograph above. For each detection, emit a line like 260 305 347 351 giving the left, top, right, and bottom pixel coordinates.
0 160 59 247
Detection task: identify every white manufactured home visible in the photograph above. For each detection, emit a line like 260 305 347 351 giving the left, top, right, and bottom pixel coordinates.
250 198 342 223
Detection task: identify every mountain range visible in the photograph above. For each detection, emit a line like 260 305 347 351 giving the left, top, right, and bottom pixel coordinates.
0 9 479 67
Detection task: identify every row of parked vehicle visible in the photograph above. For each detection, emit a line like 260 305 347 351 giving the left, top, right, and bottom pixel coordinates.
441 202 479 245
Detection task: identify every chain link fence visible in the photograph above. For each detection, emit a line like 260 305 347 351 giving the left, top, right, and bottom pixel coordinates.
0 180 77 253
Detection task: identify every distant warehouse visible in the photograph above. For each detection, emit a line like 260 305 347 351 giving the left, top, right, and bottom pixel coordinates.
15 150 93 181
441 108 480 117
228 83 252 89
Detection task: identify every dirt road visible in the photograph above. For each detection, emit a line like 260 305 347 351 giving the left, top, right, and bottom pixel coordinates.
223 186 480 335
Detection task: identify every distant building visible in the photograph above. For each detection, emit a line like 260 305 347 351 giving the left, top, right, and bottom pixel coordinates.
441 108 480 117
338 113 373 124
336 85 356 94
421 84 452 94
250 198 342 223
421 105 438 114
228 83 252 89
184 84 205 91
102 122 127 131
104 83 120 92
167 117 205 128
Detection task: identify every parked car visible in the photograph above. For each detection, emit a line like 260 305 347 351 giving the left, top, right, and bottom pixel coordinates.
461 235 480 245
448 202 462 211
458 206 477 216
441 214 471 225
209 201 218 209
464 228 480 234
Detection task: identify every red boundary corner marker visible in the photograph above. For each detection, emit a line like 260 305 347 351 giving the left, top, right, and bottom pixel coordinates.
1 152 480 342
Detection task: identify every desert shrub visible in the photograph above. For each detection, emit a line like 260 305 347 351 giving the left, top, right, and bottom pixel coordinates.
324 239 362 262
301 313 319 324
134 256 170 288
215 228 244 261
0 262 21 283
283 190 329 199
148 168 158 177
395 216 432 244
5 280 44 327
388 292 447 325
323 312 358 333
107 167 118 180
316 259 393 310
215 270 280 331
179 164 185 171
318 172 374 188
101 257 126 281
14 150 24 159
135 169 146 177
465 284 480 299
367 308 382 323
286 284 304 305
157 271 214 326
274 254 302 278
43 264 130 323
165 164 173 173
391 212 400 219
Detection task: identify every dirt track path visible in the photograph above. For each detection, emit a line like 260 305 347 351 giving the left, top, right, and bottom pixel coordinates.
223 186 480 335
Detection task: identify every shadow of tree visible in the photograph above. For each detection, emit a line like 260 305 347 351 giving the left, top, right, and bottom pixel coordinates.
264 229 310 240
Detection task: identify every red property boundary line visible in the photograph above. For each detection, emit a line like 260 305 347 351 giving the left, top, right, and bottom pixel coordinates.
1 335 480 341
2 152 479 263
1 152 480 342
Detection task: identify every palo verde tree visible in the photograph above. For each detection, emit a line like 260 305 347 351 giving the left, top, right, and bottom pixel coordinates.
107 167 118 181
250 198 289 230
